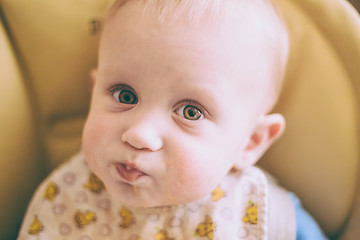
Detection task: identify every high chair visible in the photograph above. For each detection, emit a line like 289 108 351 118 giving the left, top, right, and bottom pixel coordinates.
0 0 359 239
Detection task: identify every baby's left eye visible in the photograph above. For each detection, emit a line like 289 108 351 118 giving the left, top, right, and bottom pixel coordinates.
174 104 204 121
111 87 138 105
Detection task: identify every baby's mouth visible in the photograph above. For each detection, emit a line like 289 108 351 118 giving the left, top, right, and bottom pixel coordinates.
115 163 146 182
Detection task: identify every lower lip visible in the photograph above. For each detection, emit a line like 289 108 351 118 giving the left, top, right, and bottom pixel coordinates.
114 163 147 183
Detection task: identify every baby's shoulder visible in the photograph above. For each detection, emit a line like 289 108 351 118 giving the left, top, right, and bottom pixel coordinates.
32 152 96 202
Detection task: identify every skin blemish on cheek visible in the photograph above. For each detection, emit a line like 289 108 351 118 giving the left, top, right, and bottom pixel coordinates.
166 159 174 168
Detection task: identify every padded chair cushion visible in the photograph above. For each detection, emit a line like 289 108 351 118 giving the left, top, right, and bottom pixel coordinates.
1 0 112 167
0 17 45 239
261 0 360 237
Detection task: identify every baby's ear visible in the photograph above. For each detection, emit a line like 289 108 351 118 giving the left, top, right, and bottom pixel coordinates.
89 68 98 90
234 114 285 170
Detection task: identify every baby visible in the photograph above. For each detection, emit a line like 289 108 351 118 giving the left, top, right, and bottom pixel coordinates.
18 0 326 239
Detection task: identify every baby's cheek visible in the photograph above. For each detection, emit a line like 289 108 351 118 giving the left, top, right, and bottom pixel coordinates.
82 116 106 156
169 156 219 203
82 117 110 179
172 174 218 203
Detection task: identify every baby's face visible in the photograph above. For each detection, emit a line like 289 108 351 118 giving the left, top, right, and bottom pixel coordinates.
82 2 277 207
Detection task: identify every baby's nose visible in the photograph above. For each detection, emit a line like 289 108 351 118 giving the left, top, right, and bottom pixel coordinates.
121 115 164 151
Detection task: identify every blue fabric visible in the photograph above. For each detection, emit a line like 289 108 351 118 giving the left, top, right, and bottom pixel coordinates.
290 193 328 240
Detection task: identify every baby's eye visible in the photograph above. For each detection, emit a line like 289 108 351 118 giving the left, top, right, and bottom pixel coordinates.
112 88 138 104
175 104 204 121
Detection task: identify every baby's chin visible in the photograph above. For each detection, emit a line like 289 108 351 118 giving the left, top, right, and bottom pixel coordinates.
102 169 223 208
109 187 211 208
113 195 203 208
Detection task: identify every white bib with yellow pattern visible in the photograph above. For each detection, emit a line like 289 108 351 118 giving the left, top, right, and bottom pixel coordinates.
18 152 294 240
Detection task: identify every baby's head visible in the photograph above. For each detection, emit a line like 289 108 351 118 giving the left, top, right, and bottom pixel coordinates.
82 0 289 207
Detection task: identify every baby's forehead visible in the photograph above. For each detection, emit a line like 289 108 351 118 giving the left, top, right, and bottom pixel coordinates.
105 0 288 112
108 0 288 58
110 0 279 25
107 0 287 58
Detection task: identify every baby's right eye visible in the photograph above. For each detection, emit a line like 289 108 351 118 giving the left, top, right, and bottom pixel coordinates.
111 87 138 104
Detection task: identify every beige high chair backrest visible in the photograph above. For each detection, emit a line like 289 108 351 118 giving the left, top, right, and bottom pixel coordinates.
0 0 359 239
